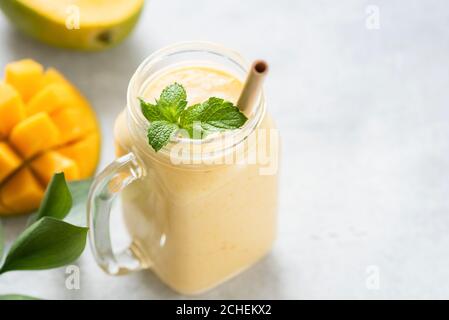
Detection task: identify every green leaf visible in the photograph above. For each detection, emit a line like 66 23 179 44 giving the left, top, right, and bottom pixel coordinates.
0 217 88 274
28 178 92 227
65 179 92 227
140 98 165 122
0 294 40 300
34 173 72 222
180 97 248 137
147 120 179 152
140 83 187 123
179 103 201 134
140 83 248 151
156 83 187 122
158 82 187 114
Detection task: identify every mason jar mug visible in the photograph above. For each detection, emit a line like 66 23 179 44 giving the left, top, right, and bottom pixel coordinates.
87 42 280 295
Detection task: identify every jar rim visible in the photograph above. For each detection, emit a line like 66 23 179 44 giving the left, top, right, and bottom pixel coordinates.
126 41 266 160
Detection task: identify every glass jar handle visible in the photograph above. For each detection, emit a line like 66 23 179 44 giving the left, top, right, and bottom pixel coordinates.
87 152 144 275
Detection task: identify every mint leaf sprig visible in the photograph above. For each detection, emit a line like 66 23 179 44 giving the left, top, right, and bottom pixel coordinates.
140 83 248 152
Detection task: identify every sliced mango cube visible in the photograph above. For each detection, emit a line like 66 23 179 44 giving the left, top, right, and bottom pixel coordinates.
10 112 60 158
0 83 26 137
51 107 96 145
43 68 95 114
0 142 22 182
30 151 80 185
0 59 100 216
0 168 44 214
5 59 44 102
27 83 75 116
58 133 100 178
42 68 73 90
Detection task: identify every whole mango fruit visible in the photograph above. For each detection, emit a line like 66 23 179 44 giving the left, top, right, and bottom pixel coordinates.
0 0 144 51
0 59 100 215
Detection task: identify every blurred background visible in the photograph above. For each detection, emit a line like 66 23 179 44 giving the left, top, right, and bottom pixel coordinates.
1 0 449 299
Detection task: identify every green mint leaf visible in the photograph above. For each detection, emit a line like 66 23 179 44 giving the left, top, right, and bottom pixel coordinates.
33 173 72 223
0 294 40 300
147 120 179 152
159 82 187 112
140 83 187 123
157 83 187 122
140 83 248 151
0 217 88 274
179 103 201 127
140 98 165 122
180 97 248 137
178 103 202 137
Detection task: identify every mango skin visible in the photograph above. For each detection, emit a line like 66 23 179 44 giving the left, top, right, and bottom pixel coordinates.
0 0 143 51
0 59 101 215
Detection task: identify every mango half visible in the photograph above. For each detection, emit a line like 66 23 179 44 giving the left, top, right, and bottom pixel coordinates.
0 59 100 215
0 0 144 51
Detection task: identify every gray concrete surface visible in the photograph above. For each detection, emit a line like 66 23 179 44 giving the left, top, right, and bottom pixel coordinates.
0 0 449 299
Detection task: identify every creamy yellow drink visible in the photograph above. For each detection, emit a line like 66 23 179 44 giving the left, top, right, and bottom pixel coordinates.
113 65 278 294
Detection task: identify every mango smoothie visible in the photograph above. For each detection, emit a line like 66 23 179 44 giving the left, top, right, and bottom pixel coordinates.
89 43 279 295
